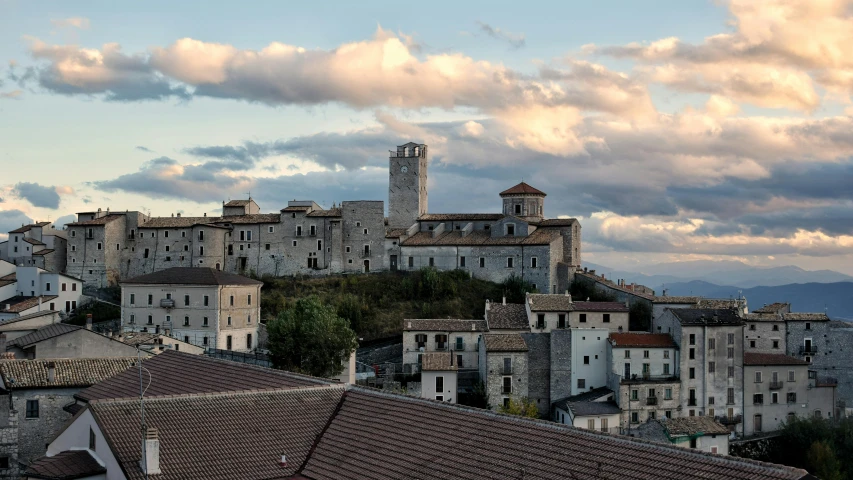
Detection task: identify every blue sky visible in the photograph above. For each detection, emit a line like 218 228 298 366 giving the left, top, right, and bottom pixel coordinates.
3 0 853 274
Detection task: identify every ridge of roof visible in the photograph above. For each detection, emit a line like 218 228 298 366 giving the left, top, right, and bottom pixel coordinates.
121 267 262 286
499 182 546 196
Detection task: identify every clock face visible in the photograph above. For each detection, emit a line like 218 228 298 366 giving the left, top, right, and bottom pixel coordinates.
401 166 409 173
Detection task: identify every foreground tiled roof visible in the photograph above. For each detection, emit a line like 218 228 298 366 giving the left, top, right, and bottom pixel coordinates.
744 352 809 366
486 303 529 330
0 309 58 326
281 205 312 212
0 295 59 313
527 294 574 312
698 298 743 309
482 333 528 352
0 357 136 389
66 214 124 226
7 323 81 347
421 352 456 371
24 450 106 480
384 228 409 238
573 301 629 312
418 213 504 222
9 222 50 234
499 181 546 196
75 350 328 402
553 387 617 415
31 249 55 256
745 313 783 322
553 387 614 405
403 319 487 332
400 228 561 247
218 213 280 224
121 267 262 286
662 416 730 436
300 388 808 480
91 386 344 480
609 333 676 348
668 308 744 326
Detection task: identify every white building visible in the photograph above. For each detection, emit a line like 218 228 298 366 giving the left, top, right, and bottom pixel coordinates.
552 387 621 434
637 417 731 455
402 318 487 371
420 352 458 403
120 267 262 352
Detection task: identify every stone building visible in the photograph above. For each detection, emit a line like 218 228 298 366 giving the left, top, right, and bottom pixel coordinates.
402 319 486 371
478 333 529 411
654 309 746 435
0 357 136 473
606 333 681 428
120 267 262 352
0 222 67 274
636 417 731 455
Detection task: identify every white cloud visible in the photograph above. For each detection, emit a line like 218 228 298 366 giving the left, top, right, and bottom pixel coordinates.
51 17 90 30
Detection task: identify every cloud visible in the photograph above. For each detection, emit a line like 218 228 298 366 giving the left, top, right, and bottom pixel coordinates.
135 146 154 153
12 182 62 208
0 210 34 239
50 17 90 30
0 90 23 99
476 22 526 49
53 214 76 229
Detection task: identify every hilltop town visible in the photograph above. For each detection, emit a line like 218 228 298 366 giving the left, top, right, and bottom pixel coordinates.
0 143 845 479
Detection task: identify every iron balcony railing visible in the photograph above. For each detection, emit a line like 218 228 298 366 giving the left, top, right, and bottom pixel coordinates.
717 414 742 425
159 299 175 308
799 345 818 355
769 381 784 390
434 344 447 351
646 397 658 406
452 342 465 351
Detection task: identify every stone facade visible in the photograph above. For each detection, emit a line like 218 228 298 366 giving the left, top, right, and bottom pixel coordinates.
520 333 551 417
478 341 529 411
744 315 787 353
388 143 428 229
6 387 77 465
402 319 485 371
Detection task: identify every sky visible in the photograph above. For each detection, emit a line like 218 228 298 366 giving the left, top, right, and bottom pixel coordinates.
2 0 853 274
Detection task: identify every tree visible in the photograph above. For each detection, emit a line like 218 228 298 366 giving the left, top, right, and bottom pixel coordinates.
807 441 843 480
266 296 358 378
501 274 537 303
498 398 539 418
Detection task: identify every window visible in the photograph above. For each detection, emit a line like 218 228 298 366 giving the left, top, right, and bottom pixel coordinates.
71 230 76 237
558 314 566 328
26 399 39 418
664 388 672 400
690 438 697 449
71 245 76 252
642 350 649 359
727 347 734 359
583 355 590 365
203 317 209 327
579 313 587 323
97 242 102 250
708 396 715 405
429 257 434 267
772 324 779 331
577 379 586 389
198 230 205 241
227 335 233 350
506 257 513 268
144 248 150 258
728 333 735 345
479 257 485 268
708 338 715 350
753 393 764 405
689 334 695 345
89 427 97 450
663 363 670 375
624 350 630 359
750 340 756 348
130 294 135 305
787 392 797 403
203 336 209 346
72 283 77 292
805 322 811 330
184 294 190 306
771 392 779 404
773 340 780 349
230 295 234 306
530 257 537 268
688 389 697 406
165 231 170 238
689 348 695 359
227 316 232 326
502 376 512 394
587 419 595 430
663 350 670 359
788 412 796 423
664 410 672 419
184 336 189 343
689 367 695 379
727 388 735 405
248 294 252 305
788 370 795 382
507 224 515 236
269 226 274 233
460 256 466 268
631 412 639 424
536 314 545 329
203 295 209 307
436 376 444 393
129 315 135 324
709 362 715 373
631 389 639 401
755 371 762 383
749 324 756 331
183 316 190 326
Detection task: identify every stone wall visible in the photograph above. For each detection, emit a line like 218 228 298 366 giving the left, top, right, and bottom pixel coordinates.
549 329 572 403
12 387 78 465
520 333 551 417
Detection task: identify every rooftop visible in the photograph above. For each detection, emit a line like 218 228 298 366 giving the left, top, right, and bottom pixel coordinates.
653 296 700 304
223 199 252 206
609 333 677 348
7 323 81 348
552 387 616 414
8 222 51 234
31 249 55 256
486 303 529 330
499 181 546 196
139 216 216 228
661 416 730 436
306 208 342 217
23 237 46 245
754 303 790 314
24 450 106 480
744 352 810 366
121 267 263 286
400 228 561 247
783 313 829 322
482 333 528 352
668 308 744 326
566 399 621 417
418 213 505 222
403 319 487 332
0 357 136 390
536 218 579 227
75 350 328 402
66 214 124 226
527 294 573 312
0 309 58 327
218 213 280 224
421 352 457 371
0 295 59 313
573 301 629 312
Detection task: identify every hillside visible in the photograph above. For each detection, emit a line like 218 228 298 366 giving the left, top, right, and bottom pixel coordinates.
258 269 530 341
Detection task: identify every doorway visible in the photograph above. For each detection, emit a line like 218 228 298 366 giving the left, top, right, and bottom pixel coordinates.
390 255 397 272
363 259 370 273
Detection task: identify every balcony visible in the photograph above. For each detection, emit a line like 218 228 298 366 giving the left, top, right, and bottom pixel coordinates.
817 376 838 387
688 399 697 407
621 374 679 384
502 367 513 375
159 299 175 308
717 414 743 425
360 251 372 258
502 387 512 394
434 344 447 351
452 342 465 351
646 397 658 406
799 345 818 355
535 321 547 330
769 381 784 390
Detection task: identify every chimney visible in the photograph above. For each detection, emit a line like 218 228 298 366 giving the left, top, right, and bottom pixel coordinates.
407 321 412 329
203 212 207 217
4 304 9 311
502 296 506 305
171 213 174 217
279 454 288 468
38 297 42 311
176 213 181 218
485 299 490 312
471 323 476 331
141 428 161 474
625 300 629 308
0 334 6 353
47 361 56 383
86 314 93 331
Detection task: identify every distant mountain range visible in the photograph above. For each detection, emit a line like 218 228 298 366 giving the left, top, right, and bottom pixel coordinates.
584 261 853 321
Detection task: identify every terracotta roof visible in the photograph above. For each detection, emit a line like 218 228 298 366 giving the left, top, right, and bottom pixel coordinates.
306 208 342 217
668 308 744 326
224 199 252 206
754 303 790 314
661 416 730 436
744 352 809 366
573 301 629 312
403 319 487 332
418 213 504 222
536 218 579 227
482 333 528 352
9 222 50 234
281 205 311 212
7 323 81 347
486 303 529 330
140 216 217 228
385 228 409 238
499 182 546 196
744 313 783 322
75 350 328 402
301 388 808 480
63 402 84 415
609 333 676 348
218 213 280 224
0 273 15 281
31 249 55 256
527 294 573 312
653 296 700 304
421 352 457 371
24 450 106 480
90 386 345 480
0 357 136 389
66 214 124 226
121 267 262 286
403 228 562 247
0 279 15 288
23 237 45 245
0 295 59 313
784 313 829 321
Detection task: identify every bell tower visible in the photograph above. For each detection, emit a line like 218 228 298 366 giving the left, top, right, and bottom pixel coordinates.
388 142 428 228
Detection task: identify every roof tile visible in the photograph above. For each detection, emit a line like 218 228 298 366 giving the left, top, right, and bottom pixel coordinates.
499 182 546 196
609 333 676 348
486 304 529 330
121 267 262 286
403 319 487 332
0 357 136 389
483 333 528 352
24 450 106 480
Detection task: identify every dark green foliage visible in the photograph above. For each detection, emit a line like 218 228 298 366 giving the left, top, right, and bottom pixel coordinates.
458 381 490 410
569 279 616 302
266 296 358 378
629 301 651 331
66 302 120 326
259 270 507 341
500 274 537 303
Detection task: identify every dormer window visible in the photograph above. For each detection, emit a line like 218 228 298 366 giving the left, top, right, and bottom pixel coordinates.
506 224 515 236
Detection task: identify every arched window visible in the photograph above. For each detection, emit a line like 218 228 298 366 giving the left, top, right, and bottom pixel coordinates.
215 263 221 271
414 146 420 156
